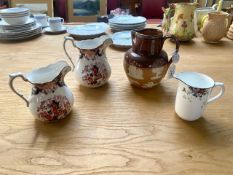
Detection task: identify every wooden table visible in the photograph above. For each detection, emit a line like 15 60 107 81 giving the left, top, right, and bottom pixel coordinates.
0 24 233 175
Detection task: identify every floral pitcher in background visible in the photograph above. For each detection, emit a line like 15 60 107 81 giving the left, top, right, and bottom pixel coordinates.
162 2 198 41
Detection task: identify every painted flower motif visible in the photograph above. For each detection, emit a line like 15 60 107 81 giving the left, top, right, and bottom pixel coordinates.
82 62 108 86
182 86 209 101
37 95 71 121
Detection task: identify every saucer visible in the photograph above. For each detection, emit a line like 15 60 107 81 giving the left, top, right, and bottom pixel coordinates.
111 31 132 48
44 26 66 34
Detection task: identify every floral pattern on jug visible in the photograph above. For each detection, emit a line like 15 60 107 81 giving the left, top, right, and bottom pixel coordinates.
37 95 71 121
173 72 225 121
82 62 108 86
9 61 74 122
164 3 197 41
64 35 113 88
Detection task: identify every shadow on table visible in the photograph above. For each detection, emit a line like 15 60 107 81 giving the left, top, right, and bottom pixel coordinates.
32 110 79 148
78 82 111 102
173 113 232 145
130 83 174 104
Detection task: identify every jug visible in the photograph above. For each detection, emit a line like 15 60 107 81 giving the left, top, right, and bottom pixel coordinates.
124 29 180 88
165 2 198 41
9 61 74 122
63 35 113 88
201 12 229 43
173 71 225 121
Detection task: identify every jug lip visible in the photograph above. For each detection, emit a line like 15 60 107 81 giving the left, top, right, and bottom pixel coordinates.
134 28 163 39
175 2 197 6
25 60 70 85
174 71 215 89
75 35 111 50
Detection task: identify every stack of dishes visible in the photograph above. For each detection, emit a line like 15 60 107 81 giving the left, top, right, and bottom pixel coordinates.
67 23 108 39
109 15 146 32
0 8 42 41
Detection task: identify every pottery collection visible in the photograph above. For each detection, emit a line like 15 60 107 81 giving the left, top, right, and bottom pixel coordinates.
7 6 228 122
124 29 180 88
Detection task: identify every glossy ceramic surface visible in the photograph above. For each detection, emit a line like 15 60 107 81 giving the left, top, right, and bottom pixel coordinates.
9 61 74 122
64 35 113 88
67 23 108 38
124 29 180 88
173 72 225 121
111 31 132 48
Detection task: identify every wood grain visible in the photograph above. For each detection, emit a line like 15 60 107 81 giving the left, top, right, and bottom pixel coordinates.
0 24 233 175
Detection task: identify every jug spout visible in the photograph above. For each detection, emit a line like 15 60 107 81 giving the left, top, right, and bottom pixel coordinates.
173 72 215 89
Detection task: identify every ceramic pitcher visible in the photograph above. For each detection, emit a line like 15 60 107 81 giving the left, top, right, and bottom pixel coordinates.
201 12 229 43
169 3 197 41
173 72 225 121
124 29 180 88
9 61 74 122
63 35 113 88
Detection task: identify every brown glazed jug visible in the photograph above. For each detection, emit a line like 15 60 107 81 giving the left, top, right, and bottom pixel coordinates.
124 29 180 88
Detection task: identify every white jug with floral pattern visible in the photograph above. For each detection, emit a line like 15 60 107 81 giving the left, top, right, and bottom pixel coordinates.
173 71 225 121
63 35 113 88
9 61 74 122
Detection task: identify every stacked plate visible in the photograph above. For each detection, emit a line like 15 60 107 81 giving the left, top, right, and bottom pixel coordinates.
0 8 42 41
0 17 42 41
109 15 147 32
67 23 108 39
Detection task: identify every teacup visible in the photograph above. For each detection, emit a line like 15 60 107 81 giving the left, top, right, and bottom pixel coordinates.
48 17 64 31
34 14 48 27
174 72 225 121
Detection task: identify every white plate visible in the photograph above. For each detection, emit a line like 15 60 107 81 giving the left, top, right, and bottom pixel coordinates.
111 31 132 48
109 15 146 25
44 26 66 34
0 28 42 40
67 23 108 37
0 24 42 37
109 22 146 28
110 24 146 32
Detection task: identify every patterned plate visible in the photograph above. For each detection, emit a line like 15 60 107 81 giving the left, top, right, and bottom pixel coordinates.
111 31 132 48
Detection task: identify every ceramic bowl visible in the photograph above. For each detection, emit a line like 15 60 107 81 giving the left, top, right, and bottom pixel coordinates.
2 15 29 25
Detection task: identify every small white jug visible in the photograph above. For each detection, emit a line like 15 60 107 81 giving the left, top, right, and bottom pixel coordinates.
173 71 225 121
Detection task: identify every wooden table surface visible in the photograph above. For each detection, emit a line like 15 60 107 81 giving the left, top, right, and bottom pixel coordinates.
0 24 233 175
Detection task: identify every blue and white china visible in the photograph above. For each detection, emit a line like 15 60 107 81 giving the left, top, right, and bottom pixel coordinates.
34 14 48 28
111 31 132 48
48 17 64 31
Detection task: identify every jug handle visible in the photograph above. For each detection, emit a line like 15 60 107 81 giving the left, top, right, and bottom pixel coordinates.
207 82 225 104
131 30 136 47
63 36 77 71
163 35 180 65
9 73 29 107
